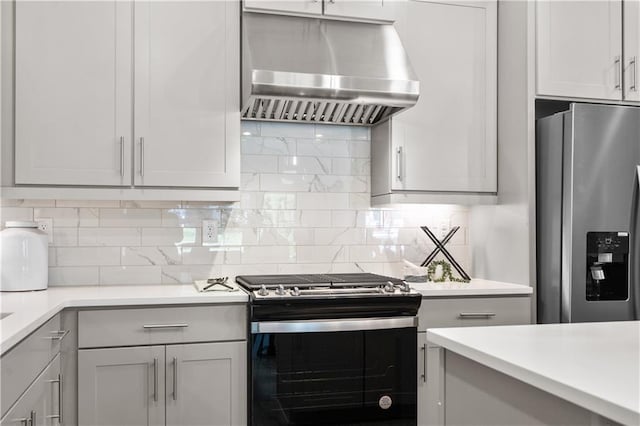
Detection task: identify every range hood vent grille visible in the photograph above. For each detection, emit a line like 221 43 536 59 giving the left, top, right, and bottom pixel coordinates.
241 96 396 126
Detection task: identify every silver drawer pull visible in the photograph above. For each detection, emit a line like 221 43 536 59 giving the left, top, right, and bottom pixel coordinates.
458 312 496 318
45 330 70 341
143 323 189 329
46 374 63 423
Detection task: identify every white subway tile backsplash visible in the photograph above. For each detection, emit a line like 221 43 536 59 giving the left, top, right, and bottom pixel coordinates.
314 228 367 245
121 246 181 266
259 174 315 192
56 247 120 266
298 210 332 227
259 122 314 139
1 122 471 286
242 246 295 264
34 208 78 227
79 228 141 246
53 228 78 247
296 138 350 158
100 266 161 285
297 193 349 210
100 209 162 227
242 155 279 173
49 267 99 286
242 136 296 155
141 227 201 247
1 207 33 223
279 156 331 175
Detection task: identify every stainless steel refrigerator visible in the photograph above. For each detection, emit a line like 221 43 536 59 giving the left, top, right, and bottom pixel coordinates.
537 103 640 323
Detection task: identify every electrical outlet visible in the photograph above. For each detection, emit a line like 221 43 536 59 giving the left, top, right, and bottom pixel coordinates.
202 220 218 245
36 218 54 244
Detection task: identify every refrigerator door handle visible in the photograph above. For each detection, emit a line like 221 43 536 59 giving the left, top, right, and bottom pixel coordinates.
630 165 640 320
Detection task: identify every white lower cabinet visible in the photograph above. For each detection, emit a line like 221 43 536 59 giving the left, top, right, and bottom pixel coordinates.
77 305 247 426
417 295 531 425
78 342 246 426
165 343 246 426
0 355 61 426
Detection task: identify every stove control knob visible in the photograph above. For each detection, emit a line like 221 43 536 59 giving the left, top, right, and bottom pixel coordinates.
384 282 396 293
257 285 269 296
290 286 301 297
400 282 411 293
276 284 286 296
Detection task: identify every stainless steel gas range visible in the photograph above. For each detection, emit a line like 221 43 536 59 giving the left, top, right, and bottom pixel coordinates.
235 273 422 426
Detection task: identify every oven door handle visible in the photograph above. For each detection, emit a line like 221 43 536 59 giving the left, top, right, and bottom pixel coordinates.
251 317 418 334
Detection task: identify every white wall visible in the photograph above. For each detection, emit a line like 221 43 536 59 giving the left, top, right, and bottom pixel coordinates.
0 121 471 286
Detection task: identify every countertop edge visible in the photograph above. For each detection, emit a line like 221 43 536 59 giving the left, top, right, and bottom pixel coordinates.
1 290 248 356
426 330 639 426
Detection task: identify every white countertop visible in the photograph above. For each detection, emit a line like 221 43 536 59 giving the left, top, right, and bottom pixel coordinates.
411 279 532 297
0 285 248 355
427 321 640 426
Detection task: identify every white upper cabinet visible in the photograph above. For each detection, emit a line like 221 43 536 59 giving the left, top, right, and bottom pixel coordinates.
11 0 240 197
14 1 132 186
624 0 640 101
243 0 394 22
372 0 497 202
323 0 392 22
536 0 639 102
133 1 239 188
243 0 323 16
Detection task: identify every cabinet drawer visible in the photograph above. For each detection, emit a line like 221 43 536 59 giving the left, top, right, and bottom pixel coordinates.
417 297 531 331
1 313 65 418
78 305 246 348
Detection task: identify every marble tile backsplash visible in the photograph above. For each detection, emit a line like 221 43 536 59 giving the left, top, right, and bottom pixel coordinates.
0 122 470 286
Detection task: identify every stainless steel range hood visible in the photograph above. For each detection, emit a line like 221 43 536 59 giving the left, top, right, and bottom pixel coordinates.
242 13 419 126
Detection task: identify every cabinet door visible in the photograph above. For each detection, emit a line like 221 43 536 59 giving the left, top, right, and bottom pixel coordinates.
0 355 60 426
536 0 623 100
244 0 323 15
133 0 240 188
323 0 393 22
391 0 497 193
624 0 640 101
417 333 445 426
166 342 247 426
78 346 165 426
14 1 132 186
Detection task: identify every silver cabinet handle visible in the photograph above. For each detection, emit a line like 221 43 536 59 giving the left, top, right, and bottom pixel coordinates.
45 330 69 341
420 343 427 383
173 357 178 401
396 146 403 181
615 56 622 90
152 358 158 402
630 56 637 92
119 136 125 177
139 137 145 177
46 374 63 423
458 312 496 318
143 323 189 329
30 411 36 426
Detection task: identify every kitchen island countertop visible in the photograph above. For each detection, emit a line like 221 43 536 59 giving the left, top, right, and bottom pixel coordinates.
0 284 248 355
427 321 640 425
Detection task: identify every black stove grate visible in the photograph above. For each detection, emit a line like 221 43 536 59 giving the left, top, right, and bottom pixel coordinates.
235 272 402 290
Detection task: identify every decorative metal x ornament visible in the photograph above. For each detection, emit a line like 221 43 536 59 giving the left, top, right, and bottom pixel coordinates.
420 226 471 281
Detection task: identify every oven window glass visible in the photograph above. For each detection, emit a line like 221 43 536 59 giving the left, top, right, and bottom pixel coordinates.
251 327 417 425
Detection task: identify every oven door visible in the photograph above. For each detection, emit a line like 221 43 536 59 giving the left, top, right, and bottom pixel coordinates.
250 317 417 426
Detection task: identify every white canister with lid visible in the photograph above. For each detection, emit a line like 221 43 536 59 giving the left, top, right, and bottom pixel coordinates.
0 221 48 291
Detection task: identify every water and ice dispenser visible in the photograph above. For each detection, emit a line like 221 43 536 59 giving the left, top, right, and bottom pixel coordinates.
586 232 629 301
